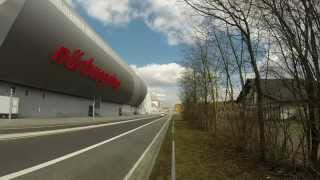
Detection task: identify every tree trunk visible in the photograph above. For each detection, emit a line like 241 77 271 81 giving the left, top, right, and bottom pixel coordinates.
245 33 266 162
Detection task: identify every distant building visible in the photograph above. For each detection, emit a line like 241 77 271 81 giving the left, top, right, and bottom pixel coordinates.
139 89 163 114
175 104 182 113
151 95 161 113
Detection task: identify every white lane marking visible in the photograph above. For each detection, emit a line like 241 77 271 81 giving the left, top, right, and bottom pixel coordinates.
0 116 159 141
1 123 89 130
123 115 170 180
0 116 166 180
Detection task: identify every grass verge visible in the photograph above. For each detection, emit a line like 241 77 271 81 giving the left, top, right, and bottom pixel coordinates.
149 114 313 180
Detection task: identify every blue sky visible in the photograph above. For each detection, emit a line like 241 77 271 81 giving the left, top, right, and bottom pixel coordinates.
67 0 270 106
76 7 185 66
68 0 193 106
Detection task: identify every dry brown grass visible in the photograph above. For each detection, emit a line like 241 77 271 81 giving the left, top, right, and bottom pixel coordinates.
150 114 313 180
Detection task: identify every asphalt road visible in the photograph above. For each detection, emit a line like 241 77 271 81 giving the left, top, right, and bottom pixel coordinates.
0 115 160 134
0 115 169 180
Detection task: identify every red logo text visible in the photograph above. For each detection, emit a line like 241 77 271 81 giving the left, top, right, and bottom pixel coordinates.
51 46 121 90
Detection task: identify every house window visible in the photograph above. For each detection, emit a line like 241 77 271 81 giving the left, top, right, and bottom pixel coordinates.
25 90 29 96
10 87 16 95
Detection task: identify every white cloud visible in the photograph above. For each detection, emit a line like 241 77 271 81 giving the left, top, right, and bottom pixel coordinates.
141 0 198 45
70 0 200 45
74 0 131 25
0 0 6 5
131 63 185 87
131 63 185 106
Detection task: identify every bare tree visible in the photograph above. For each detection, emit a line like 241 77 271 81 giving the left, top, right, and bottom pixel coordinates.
184 0 267 161
259 0 320 168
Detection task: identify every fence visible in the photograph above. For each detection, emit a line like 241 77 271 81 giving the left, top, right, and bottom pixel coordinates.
218 102 312 167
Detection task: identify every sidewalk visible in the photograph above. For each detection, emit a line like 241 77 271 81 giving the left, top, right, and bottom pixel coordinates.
0 114 158 130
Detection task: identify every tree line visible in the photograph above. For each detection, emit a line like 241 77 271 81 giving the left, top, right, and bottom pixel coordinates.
179 0 320 175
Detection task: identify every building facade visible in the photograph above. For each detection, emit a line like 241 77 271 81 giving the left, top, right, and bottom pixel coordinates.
237 79 307 120
175 104 182 113
0 0 147 118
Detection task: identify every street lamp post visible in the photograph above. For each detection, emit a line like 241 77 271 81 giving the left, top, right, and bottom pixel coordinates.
92 97 95 119
8 87 14 120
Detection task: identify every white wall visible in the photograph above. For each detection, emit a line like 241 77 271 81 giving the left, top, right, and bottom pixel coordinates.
138 90 153 114
0 81 136 118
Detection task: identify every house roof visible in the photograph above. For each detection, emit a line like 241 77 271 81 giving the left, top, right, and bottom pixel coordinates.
237 79 307 103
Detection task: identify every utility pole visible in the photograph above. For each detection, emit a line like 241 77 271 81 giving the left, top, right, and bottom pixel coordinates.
92 96 95 119
8 87 14 120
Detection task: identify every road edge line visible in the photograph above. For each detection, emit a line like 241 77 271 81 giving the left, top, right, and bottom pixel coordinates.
0 116 166 180
0 115 156 131
123 115 171 180
0 116 158 141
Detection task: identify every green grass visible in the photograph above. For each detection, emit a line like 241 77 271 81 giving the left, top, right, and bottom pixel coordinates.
149 114 304 180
